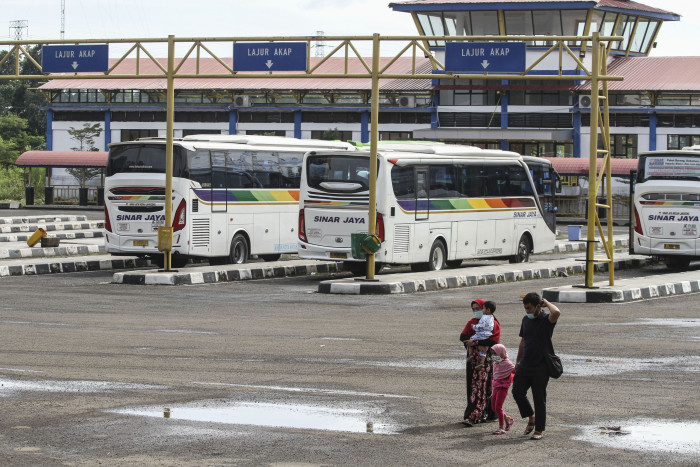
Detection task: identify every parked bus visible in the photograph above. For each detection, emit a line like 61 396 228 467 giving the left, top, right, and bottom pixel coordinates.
104 135 354 267
522 155 560 232
631 149 700 269
297 145 556 274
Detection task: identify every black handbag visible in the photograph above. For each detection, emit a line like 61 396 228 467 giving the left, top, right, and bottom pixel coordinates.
538 331 563 379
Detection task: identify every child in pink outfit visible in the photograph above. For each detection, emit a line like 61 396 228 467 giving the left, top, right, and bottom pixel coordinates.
490 344 516 435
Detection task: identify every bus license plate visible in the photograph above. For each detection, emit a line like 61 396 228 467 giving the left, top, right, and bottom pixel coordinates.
664 244 680 250
133 240 149 247
330 252 347 259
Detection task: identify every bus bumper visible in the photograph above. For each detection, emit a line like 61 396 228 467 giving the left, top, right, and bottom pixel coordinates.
105 231 184 255
633 234 696 256
297 241 378 262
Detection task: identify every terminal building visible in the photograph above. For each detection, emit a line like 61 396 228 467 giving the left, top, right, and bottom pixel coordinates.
38 0 700 186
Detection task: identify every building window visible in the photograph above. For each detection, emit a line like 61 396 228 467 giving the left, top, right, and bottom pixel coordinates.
121 129 158 141
416 11 499 46
380 132 413 141
607 134 637 158
244 130 286 136
310 130 353 141
667 135 700 150
182 129 221 137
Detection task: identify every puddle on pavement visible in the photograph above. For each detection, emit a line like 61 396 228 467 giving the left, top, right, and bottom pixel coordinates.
112 401 399 434
0 377 167 395
574 419 700 455
559 354 700 377
156 329 218 335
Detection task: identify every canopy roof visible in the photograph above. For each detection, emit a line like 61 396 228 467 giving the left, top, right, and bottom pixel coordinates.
15 151 108 168
545 157 637 176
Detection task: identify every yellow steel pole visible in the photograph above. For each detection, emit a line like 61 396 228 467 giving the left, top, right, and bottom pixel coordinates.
366 33 380 280
602 45 614 286
585 32 601 288
163 35 175 271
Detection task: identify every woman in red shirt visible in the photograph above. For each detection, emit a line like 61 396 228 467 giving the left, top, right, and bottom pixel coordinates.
460 299 501 425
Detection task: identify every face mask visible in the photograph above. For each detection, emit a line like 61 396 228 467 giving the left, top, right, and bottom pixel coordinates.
491 355 503 363
473 311 483 319
526 313 536 319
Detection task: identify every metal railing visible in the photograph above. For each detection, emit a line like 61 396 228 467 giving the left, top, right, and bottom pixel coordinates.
51 185 101 205
556 195 629 219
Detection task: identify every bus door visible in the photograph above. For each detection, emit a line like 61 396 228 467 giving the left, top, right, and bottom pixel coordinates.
415 167 429 221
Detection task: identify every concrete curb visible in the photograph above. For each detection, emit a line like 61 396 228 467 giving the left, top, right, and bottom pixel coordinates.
0 221 104 234
317 257 650 295
0 230 104 242
113 261 343 285
0 215 88 224
0 244 106 260
551 237 627 253
543 277 700 303
0 257 149 277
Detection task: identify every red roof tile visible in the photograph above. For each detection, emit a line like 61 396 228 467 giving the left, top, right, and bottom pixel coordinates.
544 157 637 176
16 151 108 168
577 56 700 92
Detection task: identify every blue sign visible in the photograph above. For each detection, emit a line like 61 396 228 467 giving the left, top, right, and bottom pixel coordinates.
42 44 109 73
233 42 307 72
445 42 526 74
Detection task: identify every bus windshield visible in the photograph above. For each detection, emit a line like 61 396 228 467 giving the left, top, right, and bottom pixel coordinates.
638 154 700 182
106 144 190 177
306 154 375 191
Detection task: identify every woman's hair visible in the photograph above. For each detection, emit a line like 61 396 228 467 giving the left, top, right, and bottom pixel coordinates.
522 292 541 307
484 300 496 313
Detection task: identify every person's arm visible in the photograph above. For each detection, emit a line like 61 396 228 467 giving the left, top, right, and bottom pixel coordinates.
543 298 560 324
515 337 524 366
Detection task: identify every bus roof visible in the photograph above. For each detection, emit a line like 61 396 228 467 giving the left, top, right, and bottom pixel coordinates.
109 135 356 152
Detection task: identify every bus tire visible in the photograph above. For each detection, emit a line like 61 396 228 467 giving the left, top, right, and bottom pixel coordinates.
259 254 282 262
428 240 447 271
666 256 691 270
509 235 531 263
229 234 249 264
446 259 463 268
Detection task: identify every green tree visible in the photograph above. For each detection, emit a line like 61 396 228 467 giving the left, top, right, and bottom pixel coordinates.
321 128 341 141
0 114 44 169
66 123 103 186
0 45 46 136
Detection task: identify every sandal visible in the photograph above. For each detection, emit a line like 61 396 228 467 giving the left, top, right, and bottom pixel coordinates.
523 422 535 435
492 429 506 435
461 419 473 427
530 431 544 440
505 417 514 432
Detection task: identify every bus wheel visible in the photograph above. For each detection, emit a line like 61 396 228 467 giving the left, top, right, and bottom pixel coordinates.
509 235 531 263
229 234 249 264
428 240 447 271
666 256 691 270
259 254 282 262
446 259 463 268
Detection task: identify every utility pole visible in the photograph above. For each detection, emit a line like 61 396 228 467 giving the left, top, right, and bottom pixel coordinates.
61 0 66 39
314 31 326 57
9 20 28 41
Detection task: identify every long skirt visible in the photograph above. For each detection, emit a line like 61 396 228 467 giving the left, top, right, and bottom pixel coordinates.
463 360 494 423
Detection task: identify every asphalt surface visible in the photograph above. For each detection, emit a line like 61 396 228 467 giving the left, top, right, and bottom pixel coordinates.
0 267 698 465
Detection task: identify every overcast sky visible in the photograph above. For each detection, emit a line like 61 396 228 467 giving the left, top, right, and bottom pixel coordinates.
1 0 698 57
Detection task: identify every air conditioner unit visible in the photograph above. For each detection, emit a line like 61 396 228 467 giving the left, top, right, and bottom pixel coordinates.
579 94 592 108
234 95 251 107
398 96 415 108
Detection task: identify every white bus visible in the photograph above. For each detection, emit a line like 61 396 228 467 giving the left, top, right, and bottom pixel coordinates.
297 145 556 274
631 150 700 269
104 135 354 267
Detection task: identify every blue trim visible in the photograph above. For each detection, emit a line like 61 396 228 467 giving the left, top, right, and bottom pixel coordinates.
501 80 508 129
104 110 111 150
361 111 370 143
229 110 237 135
500 140 508 151
46 109 53 151
294 110 302 139
431 107 439 129
573 111 581 158
649 112 657 151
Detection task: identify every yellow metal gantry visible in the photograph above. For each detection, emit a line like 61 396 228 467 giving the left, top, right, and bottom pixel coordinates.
1 34 619 283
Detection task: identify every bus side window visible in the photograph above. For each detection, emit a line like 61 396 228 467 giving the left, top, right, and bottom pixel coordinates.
280 152 302 188
189 150 212 187
227 151 254 189
391 166 415 199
